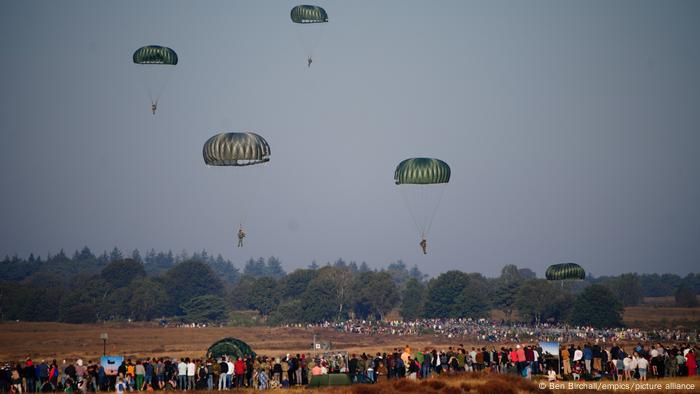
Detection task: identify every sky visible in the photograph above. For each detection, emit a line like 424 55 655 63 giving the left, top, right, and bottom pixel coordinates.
1 1 699 277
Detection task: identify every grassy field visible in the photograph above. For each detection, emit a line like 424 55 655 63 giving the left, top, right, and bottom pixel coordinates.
1 298 698 362
622 298 700 330
0 322 462 361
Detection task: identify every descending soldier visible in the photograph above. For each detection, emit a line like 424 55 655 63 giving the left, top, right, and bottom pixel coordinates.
419 238 427 255
237 227 246 248
151 102 157 115
307 57 313 68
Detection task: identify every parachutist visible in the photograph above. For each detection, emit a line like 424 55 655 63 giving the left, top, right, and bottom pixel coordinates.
420 238 427 254
237 227 246 247
307 57 312 68
151 103 157 115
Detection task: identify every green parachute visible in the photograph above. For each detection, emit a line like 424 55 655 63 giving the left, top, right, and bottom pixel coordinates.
291 5 328 66
203 132 271 246
545 263 586 281
133 46 178 65
290 5 328 23
202 132 271 166
395 158 451 250
132 45 178 114
394 158 451 185
206 337 256 361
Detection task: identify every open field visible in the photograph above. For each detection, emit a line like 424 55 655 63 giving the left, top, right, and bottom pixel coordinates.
622 304 700 330
0 322 460 361
1 299 698 362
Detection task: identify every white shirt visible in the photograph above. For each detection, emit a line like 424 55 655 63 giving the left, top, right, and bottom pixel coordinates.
623 357 632 370
187 362 195 376
227 361 234 375
573 350 583 361
177 362 187 375
637 358 649 369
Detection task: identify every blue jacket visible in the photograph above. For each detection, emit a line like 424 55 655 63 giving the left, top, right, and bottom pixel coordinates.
583 347 593 360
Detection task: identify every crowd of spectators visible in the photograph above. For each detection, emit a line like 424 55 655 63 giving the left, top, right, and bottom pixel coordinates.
290 318 699 344
0 340 696 393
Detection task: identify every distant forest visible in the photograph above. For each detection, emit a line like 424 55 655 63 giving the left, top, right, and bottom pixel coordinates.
1 247 698 327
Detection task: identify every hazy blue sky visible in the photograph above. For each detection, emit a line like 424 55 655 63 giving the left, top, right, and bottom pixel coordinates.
1 1 699 277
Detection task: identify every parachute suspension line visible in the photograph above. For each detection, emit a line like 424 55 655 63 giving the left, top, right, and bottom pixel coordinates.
138 65 175 111
239 205 249 230
295 23 325 61
399 186 424 239
233 160 268 236
424 184 447 237
153 65 175 105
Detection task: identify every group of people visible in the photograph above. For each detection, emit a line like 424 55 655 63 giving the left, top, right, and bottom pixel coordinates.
0 341 697 393
561 343 698 382
0 353 348 393
310 318 699 345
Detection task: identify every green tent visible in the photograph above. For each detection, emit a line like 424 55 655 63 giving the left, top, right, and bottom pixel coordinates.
206 337 256 361
308 374 351 388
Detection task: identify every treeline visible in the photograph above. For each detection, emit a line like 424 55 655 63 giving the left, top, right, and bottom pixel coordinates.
0 247 698 327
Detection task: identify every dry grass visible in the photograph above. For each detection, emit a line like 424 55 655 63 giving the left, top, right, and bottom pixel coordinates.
0 321 461 361
621 296 700 330
342 374 700 394
623 305 700 329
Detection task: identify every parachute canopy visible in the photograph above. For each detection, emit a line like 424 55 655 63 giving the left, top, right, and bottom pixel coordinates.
291 5 328 23
545 263 586 281
203 132 271 166
394 158 451 185
206 337 256 361
133 45 178 65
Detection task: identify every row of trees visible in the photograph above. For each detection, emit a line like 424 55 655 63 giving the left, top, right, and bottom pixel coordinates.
1 248 698 327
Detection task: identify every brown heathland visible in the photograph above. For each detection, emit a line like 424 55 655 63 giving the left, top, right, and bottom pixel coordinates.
0 322 459 361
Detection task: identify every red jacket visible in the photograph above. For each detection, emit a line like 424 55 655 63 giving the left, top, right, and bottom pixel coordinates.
234 360 245 375
509 350 518 362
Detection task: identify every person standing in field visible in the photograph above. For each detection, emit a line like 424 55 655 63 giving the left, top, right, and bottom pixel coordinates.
115 377 125 394
12 364 23 394
226 357 234 389
686 349 697 377
583 344 593 373
176 359 186 390
186 358 195 390
234 358 245 388
561 345 571 375
217 357 227 390
636 353 649 380
134 361 145 391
